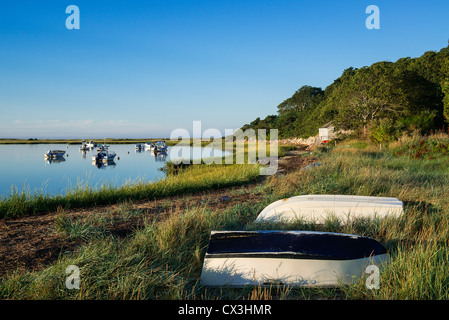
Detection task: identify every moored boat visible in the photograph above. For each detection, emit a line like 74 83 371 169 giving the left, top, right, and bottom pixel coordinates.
144 142 154 150
86 140 96 148
96 144 109 152
255 195 404 224
154 140 167 152
79 140 89 151
92 150 116 162
200 230 388 287
44 150 66 159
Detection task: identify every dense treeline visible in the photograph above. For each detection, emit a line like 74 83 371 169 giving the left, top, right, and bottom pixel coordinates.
241 46 449 142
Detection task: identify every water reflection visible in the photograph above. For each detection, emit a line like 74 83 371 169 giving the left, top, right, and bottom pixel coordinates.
0 144 230 197
45 157 66 164
92 160 116 169
153 150 167 162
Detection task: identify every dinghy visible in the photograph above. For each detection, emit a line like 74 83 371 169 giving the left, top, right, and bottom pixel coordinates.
44 150 66 159
255 195 403 224
200 230 388 287
92 150 116 162
154 140 167 152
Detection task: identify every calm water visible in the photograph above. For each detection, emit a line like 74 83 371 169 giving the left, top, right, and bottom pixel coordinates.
0 144 228 197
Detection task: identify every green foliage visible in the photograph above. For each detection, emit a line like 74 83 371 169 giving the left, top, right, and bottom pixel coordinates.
277 85 324 114
242 46 449 139
369 119 395 145
392 135 449 160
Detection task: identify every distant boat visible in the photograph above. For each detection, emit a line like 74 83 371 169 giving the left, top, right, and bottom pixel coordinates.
96 144 109 152
92 150 116 162
144 142 155 150
44 150 66 159
79 140 90 151
135 143 145 150
255 195 404 224
154 140 167 152
85 140 96 148
200 230 389 287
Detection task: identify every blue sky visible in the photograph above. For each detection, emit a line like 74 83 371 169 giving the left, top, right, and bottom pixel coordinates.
1 0 448 138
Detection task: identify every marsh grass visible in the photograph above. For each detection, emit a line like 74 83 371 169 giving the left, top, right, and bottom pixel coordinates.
2 137 449 299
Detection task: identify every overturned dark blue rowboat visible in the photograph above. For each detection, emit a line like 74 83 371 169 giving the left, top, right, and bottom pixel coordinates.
200 230 388 287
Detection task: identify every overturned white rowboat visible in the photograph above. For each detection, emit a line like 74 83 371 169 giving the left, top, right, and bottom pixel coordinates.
255 195 403 224
200 230 388 287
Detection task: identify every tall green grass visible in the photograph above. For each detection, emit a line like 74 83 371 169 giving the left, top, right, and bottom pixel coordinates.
3 137 449 299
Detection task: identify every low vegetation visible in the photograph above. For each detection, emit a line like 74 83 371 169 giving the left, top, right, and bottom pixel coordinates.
1 134 449 299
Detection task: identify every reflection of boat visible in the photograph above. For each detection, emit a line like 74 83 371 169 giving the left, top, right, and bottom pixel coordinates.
255 195 404 224
154 140 167 152
92 160 116 169
154 150 167 162
200 230 388 287
92 150 116 162
44 150 66 159
46 157 66 164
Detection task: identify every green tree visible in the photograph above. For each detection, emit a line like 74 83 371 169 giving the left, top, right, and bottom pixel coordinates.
442 57 449 123
277 85 324 114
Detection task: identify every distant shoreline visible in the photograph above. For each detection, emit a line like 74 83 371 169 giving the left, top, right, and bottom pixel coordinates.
0 138 178 145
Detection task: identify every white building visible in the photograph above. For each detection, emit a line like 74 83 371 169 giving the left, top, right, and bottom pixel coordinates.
319 123 335 143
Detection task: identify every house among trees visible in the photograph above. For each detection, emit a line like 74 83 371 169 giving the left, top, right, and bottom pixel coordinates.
319 123 335 143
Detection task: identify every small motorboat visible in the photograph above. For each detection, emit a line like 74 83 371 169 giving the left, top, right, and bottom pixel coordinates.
96 144 109 152
92 150 116 162
200 230 388 287
144 142 155 150
86 140 96 148
255 195 404 224
44 150 66 159
135 143 145 150
79 140 90 151
154 140 167 152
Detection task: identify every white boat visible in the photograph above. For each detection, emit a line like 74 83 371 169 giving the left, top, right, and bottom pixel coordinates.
92 150 116 162
79 140 90 151
144 142 154 150
200 230 388 287
86 140 96 148
255 195 403 224
96 144 109 152
154 140 167 152
44 150 66 158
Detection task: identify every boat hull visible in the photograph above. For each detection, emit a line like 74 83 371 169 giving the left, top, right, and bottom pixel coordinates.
200 230 388 287
44 150 66 158
201 254 387 287
255 195 403 224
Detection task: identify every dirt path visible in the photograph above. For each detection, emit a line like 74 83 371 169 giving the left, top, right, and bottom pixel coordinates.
0 146 316 278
